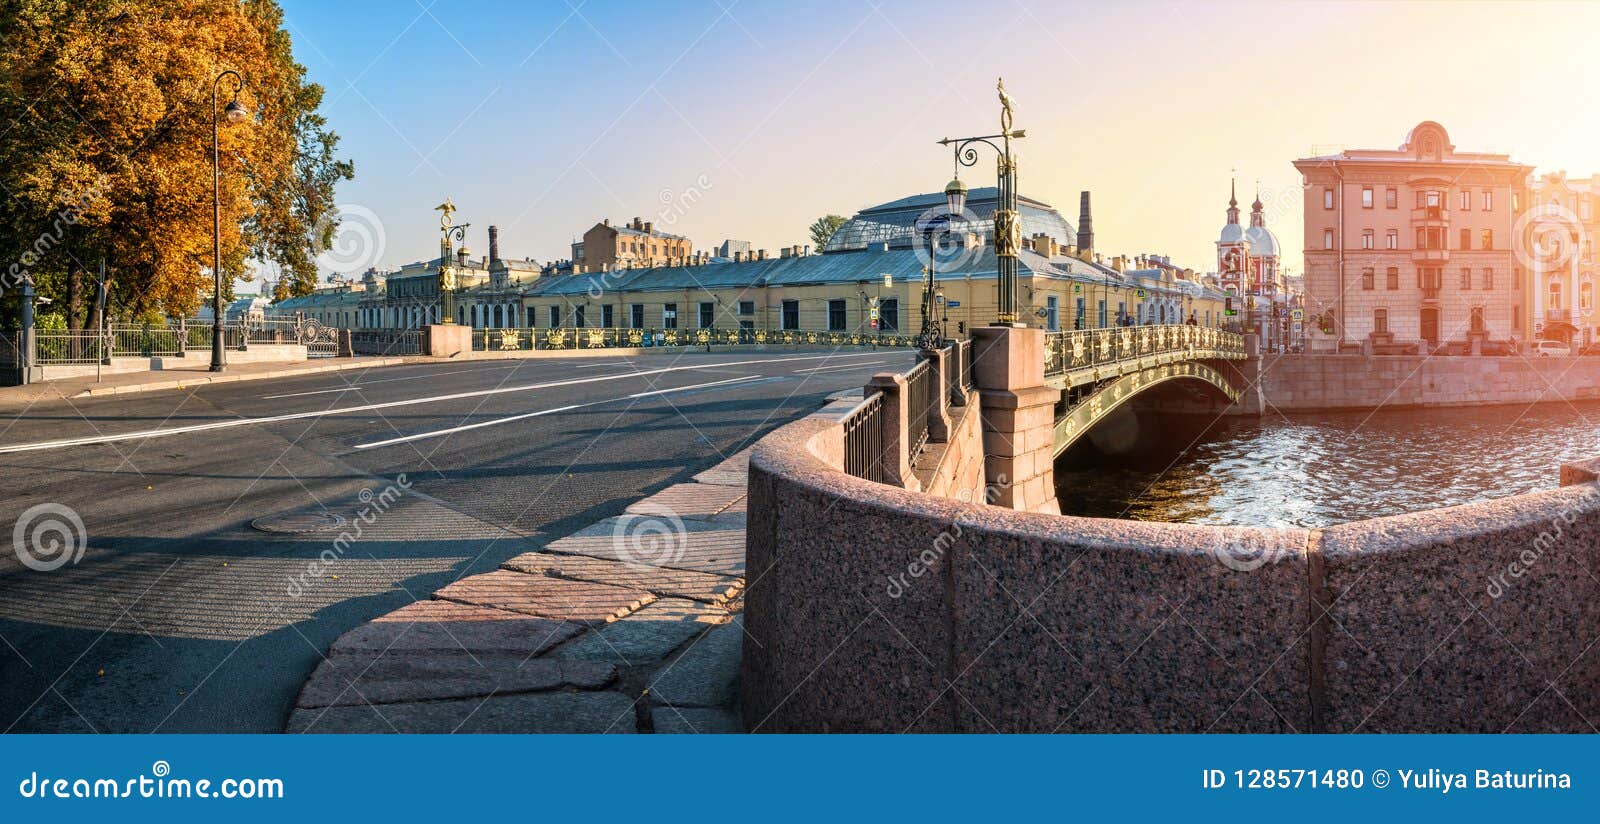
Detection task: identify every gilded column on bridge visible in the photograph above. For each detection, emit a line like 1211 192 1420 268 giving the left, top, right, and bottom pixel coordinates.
993 79 1021 327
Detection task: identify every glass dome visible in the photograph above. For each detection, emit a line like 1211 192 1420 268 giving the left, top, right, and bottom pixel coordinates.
824 187 1075 253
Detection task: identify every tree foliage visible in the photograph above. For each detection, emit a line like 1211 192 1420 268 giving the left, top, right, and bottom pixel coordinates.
808 214 847 250
0 0 352 326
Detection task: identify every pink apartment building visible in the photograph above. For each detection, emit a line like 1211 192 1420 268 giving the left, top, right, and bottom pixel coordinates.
1293 121 1532 353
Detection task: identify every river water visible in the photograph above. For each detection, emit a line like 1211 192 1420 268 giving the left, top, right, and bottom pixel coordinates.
1054 402 1600 528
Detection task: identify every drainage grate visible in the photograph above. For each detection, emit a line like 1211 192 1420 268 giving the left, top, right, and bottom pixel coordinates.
250 511 348 534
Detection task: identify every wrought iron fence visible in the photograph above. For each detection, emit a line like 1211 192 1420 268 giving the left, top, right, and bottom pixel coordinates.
842 391 887 483
469 326 921 352
951 338 973 402
1043 324 1246 378
23 319 355 365
904 358 935 458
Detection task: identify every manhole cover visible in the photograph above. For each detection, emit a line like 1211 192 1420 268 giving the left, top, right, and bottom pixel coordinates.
250 512 348 534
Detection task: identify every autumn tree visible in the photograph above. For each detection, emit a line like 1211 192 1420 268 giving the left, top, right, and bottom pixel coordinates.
0 0 352 328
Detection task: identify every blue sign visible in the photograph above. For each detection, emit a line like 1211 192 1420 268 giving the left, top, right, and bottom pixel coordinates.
946 300 961 307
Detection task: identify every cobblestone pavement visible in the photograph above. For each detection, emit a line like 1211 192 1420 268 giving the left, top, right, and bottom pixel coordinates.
287 449 753 734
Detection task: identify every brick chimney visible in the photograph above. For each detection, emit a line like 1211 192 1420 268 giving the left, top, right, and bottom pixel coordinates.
488 225 501 265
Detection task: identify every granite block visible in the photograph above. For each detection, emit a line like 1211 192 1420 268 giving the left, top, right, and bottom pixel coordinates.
287 692 638 734
432 569 654 625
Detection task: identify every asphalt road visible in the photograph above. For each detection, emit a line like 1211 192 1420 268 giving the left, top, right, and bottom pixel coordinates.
0 348 912 732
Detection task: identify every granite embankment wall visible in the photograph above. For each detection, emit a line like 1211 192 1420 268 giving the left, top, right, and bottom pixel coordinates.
1244 354 1600 412
741 407 1600 733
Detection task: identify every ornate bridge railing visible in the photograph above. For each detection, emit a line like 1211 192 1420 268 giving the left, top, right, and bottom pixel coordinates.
1043 325 1246 386
469 326 920 352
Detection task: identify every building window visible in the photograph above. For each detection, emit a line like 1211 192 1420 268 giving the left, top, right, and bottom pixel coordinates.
662 303 678 329
1483 191 1493 211
699 301 715 328
1513 305 1522 329
1513 192 1521 211
1362 187 1373 209
880 298 899 332
1460 228 1471 250
1362 229 1374 249
1386 229 1398 249
1460 268 1472 290
738 300 755 316
548 305 562 328
1360 268 1375 290
1459 190 1471 211
602 304 614 328
1483 268 1494 290
827 299 847 331
781 299 799 330
631 303 645 328
1385 187 1398 209
1584 198 1594 221
1548 281 1563 311
1323 229 1335 249
1373 308 1388 334
1046 295 1060 331
1386 267 1400 290
573 305 586 328
1323 187 1335 210
1075 297 1086 330
1482 229 1494 250
1584 280 1595 311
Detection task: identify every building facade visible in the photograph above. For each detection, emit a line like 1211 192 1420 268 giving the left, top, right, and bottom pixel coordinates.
1526 171 1600 346
1215 181 1289 346
1294 121 1532 353
573 217 694 272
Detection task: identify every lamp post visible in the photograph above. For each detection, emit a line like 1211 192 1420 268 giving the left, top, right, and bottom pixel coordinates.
938 77 1025 330
210 69 249 372
434 198 468 325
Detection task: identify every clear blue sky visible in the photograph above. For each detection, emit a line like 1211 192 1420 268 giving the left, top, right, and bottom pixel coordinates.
273 0 1600 285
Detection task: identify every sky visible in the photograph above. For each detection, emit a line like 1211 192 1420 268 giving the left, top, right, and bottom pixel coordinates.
271 0 1600 287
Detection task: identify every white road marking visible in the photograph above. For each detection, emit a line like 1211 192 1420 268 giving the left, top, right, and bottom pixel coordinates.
792 360 889 374
0 351 890 454
258 364 520 399
571 361 638 369
352 375 765 449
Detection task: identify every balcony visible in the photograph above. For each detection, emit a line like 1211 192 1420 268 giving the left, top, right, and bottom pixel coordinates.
1412 248 1450 264
1410 206 1450 227
1421 287 1440 302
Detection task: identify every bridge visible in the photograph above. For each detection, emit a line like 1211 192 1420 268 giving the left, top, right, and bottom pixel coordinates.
1043 324 1248 456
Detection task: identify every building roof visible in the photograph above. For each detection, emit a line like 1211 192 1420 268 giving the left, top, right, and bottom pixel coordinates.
824 186 1076 253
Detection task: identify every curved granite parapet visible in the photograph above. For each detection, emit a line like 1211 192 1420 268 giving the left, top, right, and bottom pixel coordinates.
741 409 1600 733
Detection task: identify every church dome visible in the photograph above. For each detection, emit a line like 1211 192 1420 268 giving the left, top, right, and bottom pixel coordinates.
1244 224 1279 257
1218 222 1246 245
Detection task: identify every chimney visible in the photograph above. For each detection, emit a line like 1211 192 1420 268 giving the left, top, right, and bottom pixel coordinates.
1077 191 1094 256
758 249 768 260
733 251 743 263
488 225 501 265
632 217 641 230
781 247 793 258
644 221 653 234
603 218 609 227
803 245 811 256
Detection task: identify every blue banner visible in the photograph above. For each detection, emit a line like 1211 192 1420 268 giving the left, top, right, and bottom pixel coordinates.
0 735 1593 821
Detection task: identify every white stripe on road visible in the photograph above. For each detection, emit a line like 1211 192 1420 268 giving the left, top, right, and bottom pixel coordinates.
0 351 888 454
258 364 520 399
352 375 765 449
791 360 889 374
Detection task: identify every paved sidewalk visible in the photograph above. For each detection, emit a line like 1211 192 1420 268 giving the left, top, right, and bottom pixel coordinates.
0 356 409 408
286 449 754 734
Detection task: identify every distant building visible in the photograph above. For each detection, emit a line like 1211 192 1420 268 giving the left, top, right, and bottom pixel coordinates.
572 217 694 272
716 239 752 260
1214 179 1288 346
1294 121 1532 353
1526 171 1600 345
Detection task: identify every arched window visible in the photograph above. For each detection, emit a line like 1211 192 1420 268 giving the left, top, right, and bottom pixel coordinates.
1583 279 1594 312
1549 280 1564 311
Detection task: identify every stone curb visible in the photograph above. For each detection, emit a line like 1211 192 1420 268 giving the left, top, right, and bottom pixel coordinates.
70 357 411 398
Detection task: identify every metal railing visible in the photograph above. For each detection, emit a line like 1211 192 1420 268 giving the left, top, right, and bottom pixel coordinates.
953 338 973 400
24 319 348 365
842 392 887 483
469 326 921 352
904 358 935 458
1043 324 1246 379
